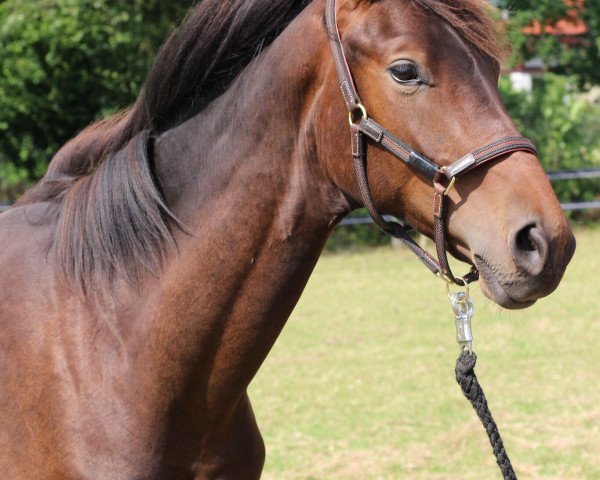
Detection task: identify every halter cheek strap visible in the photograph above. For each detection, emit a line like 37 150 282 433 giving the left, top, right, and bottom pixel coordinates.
325 0 537 285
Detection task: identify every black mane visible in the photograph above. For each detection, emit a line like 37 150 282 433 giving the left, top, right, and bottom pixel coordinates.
19 0 311 289
135 0 311 133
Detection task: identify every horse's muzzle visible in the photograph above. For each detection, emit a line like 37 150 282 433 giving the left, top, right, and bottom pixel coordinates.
476 221 576 309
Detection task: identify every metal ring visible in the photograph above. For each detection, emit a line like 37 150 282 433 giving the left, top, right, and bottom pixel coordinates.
443 176 457 196
446 277 470 303
348 103 368 126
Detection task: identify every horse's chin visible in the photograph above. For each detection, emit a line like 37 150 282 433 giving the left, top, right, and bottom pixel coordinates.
474 256 537 310
447 246 536 310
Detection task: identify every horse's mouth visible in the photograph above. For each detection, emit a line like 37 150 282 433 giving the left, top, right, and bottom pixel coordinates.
446 243 534 309
474 255 537 310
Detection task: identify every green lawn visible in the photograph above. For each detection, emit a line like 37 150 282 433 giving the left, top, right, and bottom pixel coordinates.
250 228 600 480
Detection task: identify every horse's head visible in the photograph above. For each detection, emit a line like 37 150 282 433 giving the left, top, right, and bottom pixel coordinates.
320 0 575 309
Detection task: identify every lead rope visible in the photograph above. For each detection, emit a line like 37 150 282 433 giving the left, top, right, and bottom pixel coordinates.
450 290 517 480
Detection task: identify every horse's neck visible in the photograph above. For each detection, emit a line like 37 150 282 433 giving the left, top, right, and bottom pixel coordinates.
143 2 347 418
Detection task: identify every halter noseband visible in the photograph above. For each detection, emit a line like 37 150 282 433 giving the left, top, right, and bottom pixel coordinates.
325 0 538 286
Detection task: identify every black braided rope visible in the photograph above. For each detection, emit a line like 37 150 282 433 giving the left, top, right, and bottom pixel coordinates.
455 351 517 480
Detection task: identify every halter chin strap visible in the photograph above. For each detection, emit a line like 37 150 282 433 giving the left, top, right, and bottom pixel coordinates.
325 0 538 285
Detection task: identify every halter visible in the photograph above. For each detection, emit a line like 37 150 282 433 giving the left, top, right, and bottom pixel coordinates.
325 0 538 286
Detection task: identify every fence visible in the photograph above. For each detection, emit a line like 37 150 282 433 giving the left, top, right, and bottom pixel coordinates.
1 168 599 217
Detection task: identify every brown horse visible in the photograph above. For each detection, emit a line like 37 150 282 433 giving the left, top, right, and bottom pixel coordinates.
0 0 575 478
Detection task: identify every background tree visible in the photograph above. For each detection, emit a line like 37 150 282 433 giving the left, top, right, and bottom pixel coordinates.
0 0 192 200
498 0 600 88
493 0 600 208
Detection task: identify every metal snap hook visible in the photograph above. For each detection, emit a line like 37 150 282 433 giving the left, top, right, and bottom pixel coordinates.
450 291 474 353
446 276 470 303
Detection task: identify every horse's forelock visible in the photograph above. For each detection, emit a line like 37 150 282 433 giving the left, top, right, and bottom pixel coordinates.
412 0 508 63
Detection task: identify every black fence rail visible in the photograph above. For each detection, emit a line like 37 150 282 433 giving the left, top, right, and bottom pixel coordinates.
546 168 600 181
1 168 599 217
340 167 600 226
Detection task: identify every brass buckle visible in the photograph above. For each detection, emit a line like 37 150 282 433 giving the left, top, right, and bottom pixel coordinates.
444 176 456 196
438 166 456 196
437 272 454 285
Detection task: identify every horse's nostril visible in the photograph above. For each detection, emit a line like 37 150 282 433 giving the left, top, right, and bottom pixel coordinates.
512 223 548 275
515 224 538 253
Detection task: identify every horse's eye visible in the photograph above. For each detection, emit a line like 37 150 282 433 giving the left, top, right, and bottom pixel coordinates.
390 63 420 84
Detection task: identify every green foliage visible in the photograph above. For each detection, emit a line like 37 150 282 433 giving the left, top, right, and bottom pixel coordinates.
0 0 191 200
500 74 600 204
499 0 600 88
325 209 390 252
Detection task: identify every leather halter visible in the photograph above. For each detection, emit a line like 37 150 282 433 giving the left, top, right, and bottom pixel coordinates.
325 0 538 286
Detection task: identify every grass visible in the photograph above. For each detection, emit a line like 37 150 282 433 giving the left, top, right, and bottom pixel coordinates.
250 227 600 480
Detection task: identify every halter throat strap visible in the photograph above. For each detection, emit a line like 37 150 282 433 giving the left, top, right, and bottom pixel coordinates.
325 0 538 285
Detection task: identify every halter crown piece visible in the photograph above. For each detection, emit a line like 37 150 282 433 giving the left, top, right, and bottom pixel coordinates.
324 0 538 286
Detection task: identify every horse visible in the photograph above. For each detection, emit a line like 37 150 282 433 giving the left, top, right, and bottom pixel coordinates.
0 0 575 478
